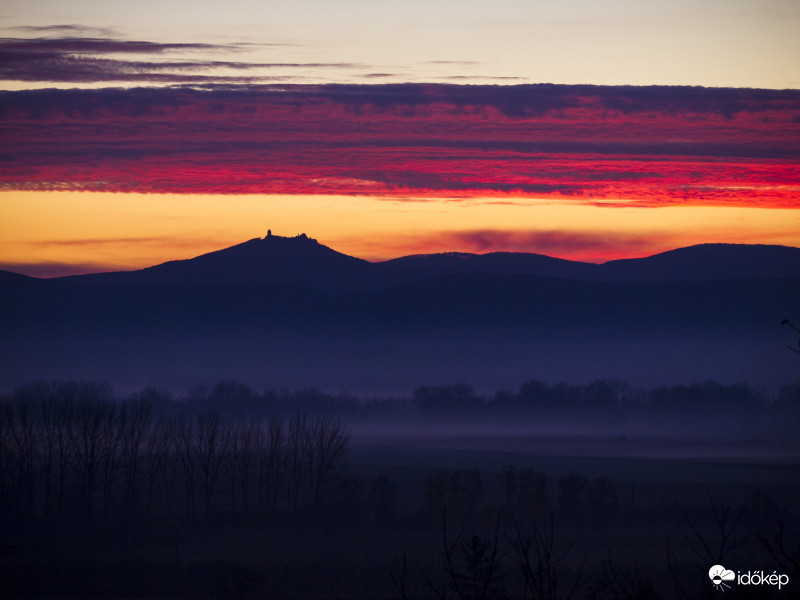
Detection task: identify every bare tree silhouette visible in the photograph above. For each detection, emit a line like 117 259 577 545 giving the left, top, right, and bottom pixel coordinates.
782 318 800 354
225 419 260 513
99 401 124 515
422 511 507 600
309 417 349 508
0 400 13 515
286 413 310 512
173 415 197 516
589 553 662 600
9 395 36 517
510 514 586 600
194 410 227 516
667 495 747 600
143 415 172 515
679 498 747 567
69 385 114 516
758 521 800 582
120 397 152 512
261 417 286 513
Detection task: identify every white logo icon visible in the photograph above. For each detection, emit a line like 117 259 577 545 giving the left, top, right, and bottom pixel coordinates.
709 565 735 591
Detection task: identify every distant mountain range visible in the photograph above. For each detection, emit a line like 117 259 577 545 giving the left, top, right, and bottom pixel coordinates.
2 234 798 345
379 242 800 287
20 232 800 290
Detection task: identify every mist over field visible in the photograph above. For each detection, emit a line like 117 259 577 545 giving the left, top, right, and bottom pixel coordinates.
3 339 796 400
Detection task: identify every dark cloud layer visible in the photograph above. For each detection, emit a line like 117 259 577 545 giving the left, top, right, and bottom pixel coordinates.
1 83 798 205
0 36 356 84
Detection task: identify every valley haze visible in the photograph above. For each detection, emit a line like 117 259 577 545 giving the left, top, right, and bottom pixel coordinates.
2 233 798 397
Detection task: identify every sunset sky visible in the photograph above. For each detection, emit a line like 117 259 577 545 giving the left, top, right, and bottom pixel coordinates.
1 1 799 276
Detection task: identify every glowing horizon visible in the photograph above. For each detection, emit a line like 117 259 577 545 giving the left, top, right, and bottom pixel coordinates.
2 190 798 278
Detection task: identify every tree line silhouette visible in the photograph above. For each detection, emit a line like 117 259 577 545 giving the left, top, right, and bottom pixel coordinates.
13 377 787 426
2 377 797 522
410 380 799 429
0 380 349 522
2 377 798 520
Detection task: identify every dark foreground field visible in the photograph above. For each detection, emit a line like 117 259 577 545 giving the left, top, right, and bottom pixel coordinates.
2 424 798 599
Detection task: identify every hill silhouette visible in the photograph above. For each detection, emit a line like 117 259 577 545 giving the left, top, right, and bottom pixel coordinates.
380 243 800 285
81 232 378 292
43 234 800 292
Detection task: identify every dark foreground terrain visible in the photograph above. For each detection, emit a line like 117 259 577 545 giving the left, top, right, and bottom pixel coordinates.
1 380 798 598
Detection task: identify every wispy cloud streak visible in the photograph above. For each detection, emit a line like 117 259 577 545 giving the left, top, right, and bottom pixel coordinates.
0 36 358 84
354 228 687 263
0 261 122 278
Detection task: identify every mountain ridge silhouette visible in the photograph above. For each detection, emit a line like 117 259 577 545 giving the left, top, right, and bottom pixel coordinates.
5 234 800 291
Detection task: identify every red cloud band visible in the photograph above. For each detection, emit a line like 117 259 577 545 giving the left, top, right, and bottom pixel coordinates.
1 84 798 206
